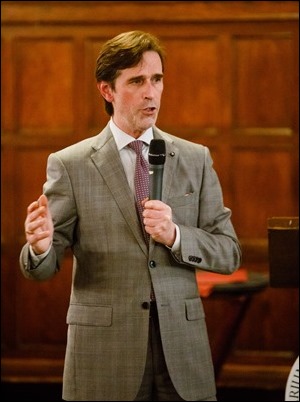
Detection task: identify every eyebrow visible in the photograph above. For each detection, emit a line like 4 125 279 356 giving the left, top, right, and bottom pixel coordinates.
127 73 164 83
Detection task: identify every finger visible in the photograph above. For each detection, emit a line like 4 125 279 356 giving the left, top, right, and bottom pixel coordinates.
141 197 149 208
27 230 50 239
26 230 34 235
144 199 166 210
26 206 45 225
27 200 39 213
25 218 42 235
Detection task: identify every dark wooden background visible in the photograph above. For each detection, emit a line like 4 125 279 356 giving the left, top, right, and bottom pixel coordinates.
1 1 299 391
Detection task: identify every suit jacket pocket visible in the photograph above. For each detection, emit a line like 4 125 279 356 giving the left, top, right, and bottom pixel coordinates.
185 298 205 321
167 191 197 208
168 192 199 226
66 304 112 327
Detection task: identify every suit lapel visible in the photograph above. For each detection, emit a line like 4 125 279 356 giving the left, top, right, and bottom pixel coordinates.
90 128 148 255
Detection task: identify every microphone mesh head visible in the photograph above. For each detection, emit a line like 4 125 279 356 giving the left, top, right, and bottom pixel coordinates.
149 139 166 165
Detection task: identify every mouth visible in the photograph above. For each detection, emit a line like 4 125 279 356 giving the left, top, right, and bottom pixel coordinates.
142 107 156 114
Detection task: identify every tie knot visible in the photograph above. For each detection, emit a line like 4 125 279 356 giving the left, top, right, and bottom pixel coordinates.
128 140 143 155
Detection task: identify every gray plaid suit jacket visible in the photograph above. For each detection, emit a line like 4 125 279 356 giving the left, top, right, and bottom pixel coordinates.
20 123 241 401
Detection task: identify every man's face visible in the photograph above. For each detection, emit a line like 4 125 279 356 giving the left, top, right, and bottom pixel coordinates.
106 51 164 137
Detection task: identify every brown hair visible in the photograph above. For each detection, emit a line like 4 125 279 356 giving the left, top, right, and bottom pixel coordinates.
95 31 165 116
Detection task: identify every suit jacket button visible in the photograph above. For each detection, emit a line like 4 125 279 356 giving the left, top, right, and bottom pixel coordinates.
149 260 156 268
141 302 150 310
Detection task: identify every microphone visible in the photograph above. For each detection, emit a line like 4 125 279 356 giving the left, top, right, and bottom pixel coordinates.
148 139 166 200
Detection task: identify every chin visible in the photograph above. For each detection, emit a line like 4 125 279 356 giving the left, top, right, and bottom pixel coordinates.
142 116 157 128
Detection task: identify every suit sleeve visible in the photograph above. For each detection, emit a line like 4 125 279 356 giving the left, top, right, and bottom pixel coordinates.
177 146 242 274
19 152 77 281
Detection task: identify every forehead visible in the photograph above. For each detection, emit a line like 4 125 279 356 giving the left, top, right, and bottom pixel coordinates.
119 51 163 78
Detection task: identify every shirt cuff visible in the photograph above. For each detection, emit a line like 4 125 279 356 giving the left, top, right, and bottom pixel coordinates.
29 244 51 266
165 224 181 254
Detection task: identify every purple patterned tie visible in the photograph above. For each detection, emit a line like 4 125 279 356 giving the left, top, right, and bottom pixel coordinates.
128 140 150 244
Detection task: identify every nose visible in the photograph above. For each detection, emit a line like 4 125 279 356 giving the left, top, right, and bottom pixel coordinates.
143 80 155 100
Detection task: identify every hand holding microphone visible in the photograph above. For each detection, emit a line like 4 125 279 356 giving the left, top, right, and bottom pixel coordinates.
143 139 176 247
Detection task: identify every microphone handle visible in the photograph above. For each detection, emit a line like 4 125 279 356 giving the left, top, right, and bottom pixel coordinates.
149 164 164 200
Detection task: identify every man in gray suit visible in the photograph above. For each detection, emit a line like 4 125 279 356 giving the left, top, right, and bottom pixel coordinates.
20 31 242 401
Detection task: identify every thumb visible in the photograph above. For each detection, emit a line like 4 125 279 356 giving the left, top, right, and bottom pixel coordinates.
38 194 48 208
38 194 53 228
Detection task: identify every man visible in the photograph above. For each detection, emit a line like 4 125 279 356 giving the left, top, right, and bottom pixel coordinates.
20 31 242 401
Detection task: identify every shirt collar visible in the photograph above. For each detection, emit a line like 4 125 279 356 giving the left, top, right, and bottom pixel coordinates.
109 118 153 151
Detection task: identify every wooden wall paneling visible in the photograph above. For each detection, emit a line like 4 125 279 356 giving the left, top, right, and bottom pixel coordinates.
234 34 294 127
2 33 77 357
1 32 17 353
233 148 297 238
15 259 72 355
84 38 111 137
1 36 14 133
236 287 299 352
15 37 75 136
1 145 18 352
11 142 74 354
230 24 298 246
1 1 298 25
158 36 221 136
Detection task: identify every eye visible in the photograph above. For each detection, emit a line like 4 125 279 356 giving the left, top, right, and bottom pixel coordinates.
130 77 143 85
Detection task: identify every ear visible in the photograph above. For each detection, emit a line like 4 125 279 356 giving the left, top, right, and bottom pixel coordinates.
97 82 114 102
